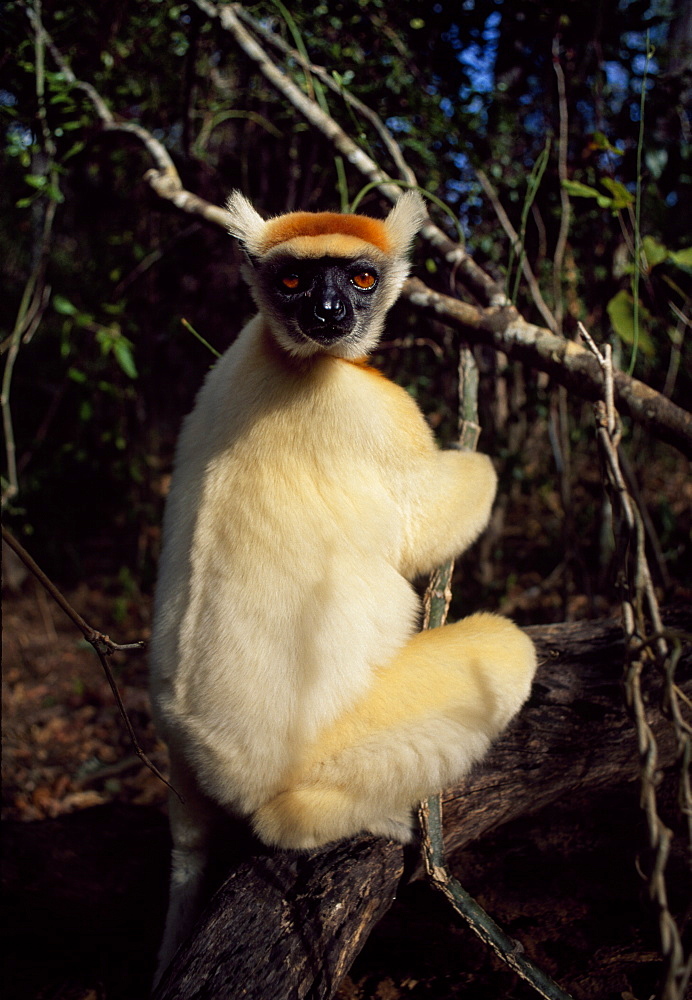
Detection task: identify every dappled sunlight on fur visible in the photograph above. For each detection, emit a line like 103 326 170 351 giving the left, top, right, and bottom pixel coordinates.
149 193 537 983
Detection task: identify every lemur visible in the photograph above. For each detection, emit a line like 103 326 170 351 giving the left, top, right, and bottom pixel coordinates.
149 190 537 979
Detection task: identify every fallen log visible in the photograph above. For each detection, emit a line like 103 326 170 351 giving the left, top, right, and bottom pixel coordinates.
154 610 691 1000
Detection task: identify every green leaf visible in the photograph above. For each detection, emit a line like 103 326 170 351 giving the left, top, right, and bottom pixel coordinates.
53 295 78 316
668 247 692 270
590 131 624 156
46 183 65 204
606 290 655 356
640 235 668 270
63 140 86 162
600 178 634 209
23 174 47 189
561 179 601 199
561 179 613 209
112 338 138 379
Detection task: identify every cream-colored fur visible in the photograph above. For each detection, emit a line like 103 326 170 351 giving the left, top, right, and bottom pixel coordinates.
150 193 537 980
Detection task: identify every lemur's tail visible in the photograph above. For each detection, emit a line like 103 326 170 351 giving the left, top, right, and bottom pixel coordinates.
252 612 536 849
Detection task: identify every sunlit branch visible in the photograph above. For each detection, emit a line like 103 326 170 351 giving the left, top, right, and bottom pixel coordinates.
29 2 692 465
190 0 502 306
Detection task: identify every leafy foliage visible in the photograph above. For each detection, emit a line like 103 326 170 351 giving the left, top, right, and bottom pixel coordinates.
1 0 689 602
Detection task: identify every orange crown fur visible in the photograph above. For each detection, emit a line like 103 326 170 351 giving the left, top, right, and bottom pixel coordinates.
259 212 392 255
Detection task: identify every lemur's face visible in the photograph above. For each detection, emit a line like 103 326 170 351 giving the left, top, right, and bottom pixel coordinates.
258 254 382 352
225 190 427 359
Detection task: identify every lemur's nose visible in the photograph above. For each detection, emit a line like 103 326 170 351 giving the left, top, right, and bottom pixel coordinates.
314 291 347 323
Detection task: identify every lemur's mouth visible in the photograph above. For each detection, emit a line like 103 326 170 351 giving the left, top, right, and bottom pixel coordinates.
302 322 354 345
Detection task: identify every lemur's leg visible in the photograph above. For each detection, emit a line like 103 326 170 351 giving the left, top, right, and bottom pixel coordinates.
253 613 536 850
154 758 219 986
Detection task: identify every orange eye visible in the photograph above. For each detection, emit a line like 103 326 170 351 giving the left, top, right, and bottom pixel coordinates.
352 272 377 290
281 274 301 290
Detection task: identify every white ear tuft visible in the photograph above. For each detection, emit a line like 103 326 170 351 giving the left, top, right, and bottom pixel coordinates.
384 190 427 256
225 190 267 256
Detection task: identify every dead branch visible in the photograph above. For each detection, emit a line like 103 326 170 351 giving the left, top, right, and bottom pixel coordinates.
28 7 692 459
153 610 692 1000
1 526 178 801
404 279 692 458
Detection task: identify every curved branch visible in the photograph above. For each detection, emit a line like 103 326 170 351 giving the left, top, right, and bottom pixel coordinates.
404 278 692 458
233 5 418 188
34 8 692 458
24 6 232 230
192 0 503 307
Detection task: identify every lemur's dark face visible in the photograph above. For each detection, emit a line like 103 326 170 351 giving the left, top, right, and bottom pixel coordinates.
227 189 426 359
260 255 382 349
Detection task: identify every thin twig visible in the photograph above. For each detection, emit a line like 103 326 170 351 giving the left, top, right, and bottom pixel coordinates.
234 4 418 187
417 348 573 1000
551 38 571 334
662 306 687 399
578 320 691 1000
2 526 181 802
475 169 558 332
192 0 503 306
2 527 141 652
419 796 575 1000
2 1 58 506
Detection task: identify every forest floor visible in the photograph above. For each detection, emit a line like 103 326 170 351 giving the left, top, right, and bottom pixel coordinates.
3 574 688 1000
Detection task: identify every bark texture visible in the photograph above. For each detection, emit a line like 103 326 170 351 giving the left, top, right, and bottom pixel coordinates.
154 610 691 1000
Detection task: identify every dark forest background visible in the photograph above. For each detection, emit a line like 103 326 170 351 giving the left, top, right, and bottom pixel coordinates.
2 2 691 999
3 0 690 606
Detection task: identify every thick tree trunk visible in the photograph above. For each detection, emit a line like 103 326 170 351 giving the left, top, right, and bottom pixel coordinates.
153 610 691 1000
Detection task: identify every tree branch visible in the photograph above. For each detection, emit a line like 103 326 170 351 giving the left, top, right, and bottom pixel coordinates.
404 278 692 458
1 526 179 802
32 4 692 461
153 611 692 1000
192 0 502 306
